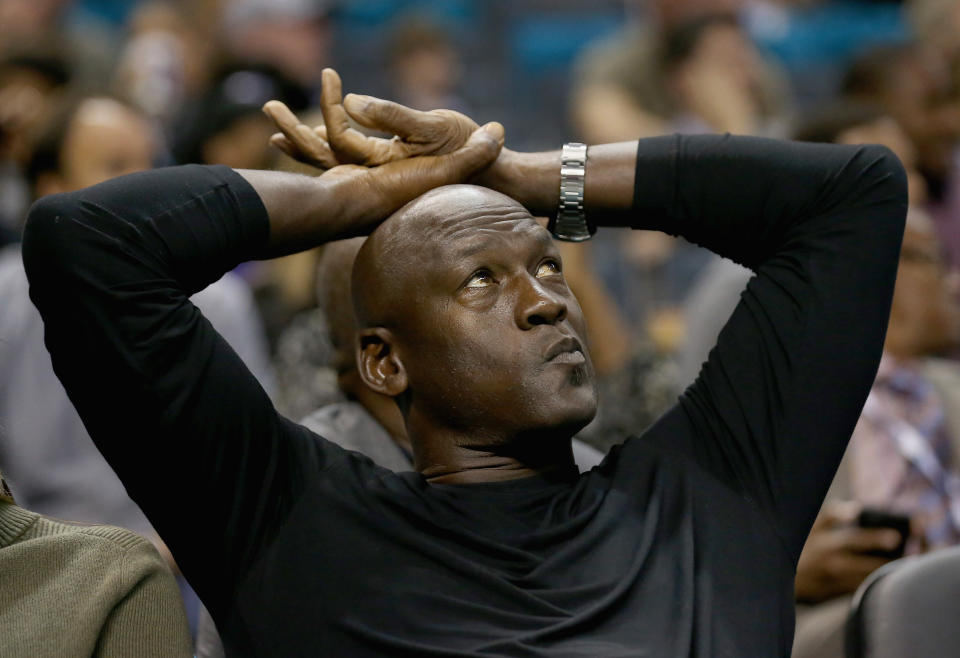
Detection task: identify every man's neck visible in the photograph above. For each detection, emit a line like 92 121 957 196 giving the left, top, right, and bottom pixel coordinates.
408 421 577 485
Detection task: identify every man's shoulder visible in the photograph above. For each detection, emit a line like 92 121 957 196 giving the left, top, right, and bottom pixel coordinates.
300 402 413 472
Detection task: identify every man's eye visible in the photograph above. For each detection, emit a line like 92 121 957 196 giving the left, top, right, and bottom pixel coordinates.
465 271 495 288
536 260 561 278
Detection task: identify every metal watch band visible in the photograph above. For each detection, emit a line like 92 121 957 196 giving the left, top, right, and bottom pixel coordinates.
549 142 592 242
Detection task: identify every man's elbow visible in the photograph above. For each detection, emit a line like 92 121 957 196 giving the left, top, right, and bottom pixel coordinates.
21 193 86 289
858 144 909 221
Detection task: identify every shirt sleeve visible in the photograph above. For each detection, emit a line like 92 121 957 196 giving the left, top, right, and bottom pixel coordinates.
619 134 907 560
21 165 341 615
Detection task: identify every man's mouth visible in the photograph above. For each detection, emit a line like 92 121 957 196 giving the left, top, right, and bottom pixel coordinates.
545 336 585 365
550 350 586 365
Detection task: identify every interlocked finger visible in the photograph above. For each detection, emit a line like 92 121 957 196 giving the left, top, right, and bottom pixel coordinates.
430 122 505 182
263 100 338 169
320 68 409 166
343 95 476 157
342 95 436 156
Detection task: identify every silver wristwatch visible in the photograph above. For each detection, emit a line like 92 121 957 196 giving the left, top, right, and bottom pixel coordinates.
549 142 592 242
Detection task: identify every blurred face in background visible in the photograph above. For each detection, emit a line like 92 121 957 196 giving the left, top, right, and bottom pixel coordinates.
875 50 957 188
0 64 63 164
394 44 460 105
228 16 330 89
837 116 929 205
0 0 68 46
39 98 155 195
888 216 960 358
681 21 762 94
201 113 275 171
650 0 745 26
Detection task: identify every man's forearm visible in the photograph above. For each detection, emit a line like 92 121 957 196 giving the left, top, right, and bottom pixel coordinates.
235 170 351 259
491 135 905 272
478 143 637 219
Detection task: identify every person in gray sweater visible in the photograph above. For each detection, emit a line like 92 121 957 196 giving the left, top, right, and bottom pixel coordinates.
0 470 192 657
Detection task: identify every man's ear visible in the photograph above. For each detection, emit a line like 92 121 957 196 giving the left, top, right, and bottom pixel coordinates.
356 327 408 397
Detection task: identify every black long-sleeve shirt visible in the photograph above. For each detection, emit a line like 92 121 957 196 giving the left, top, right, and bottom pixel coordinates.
23 135 907 657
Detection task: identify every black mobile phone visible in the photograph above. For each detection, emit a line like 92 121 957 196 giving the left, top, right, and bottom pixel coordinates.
857 508 911 560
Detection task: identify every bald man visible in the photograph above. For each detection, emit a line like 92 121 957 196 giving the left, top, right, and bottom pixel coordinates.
297 237 603 473
23 72 906 656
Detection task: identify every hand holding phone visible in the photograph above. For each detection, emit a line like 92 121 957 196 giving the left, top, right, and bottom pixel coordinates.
856 508 911 560
795 503 910 602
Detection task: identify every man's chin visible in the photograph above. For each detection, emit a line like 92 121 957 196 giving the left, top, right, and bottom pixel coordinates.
539 388 598 436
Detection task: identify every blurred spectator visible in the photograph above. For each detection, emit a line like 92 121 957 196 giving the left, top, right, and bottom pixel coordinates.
386 15 470 114
0 469 192 656
0 0 115 86
0 93 273 639
746 0 907 102
25 95 156 196
222 0 332 98
849 211 960 553
173 62 307 169
571 9 790 350
909 0 960 70
272 306 337 422
572 9 788 142
790 209 960 658
843 42 959 202
173 66 314 347
0 50 71 245
113 2 217 129
629 0 747 28
794 100 928 203
842 40 960 270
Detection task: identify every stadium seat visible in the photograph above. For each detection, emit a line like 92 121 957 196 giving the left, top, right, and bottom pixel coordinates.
845 545 960 658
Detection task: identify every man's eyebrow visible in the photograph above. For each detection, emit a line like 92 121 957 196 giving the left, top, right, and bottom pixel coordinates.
451 229 554 263
452 241 493 261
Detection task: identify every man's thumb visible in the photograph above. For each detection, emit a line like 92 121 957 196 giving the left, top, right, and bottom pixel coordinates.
447 122 504 175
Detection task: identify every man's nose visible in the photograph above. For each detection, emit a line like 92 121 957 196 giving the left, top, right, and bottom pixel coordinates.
515 277 567 329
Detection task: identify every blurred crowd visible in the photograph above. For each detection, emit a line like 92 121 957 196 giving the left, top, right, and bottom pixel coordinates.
3 0 960 656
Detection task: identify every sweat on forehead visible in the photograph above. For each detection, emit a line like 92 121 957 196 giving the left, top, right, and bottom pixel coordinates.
351 185 542 327
390 185 536 242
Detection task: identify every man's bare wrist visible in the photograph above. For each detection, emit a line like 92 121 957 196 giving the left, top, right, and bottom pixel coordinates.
475 148 560 216
474 142 637 223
